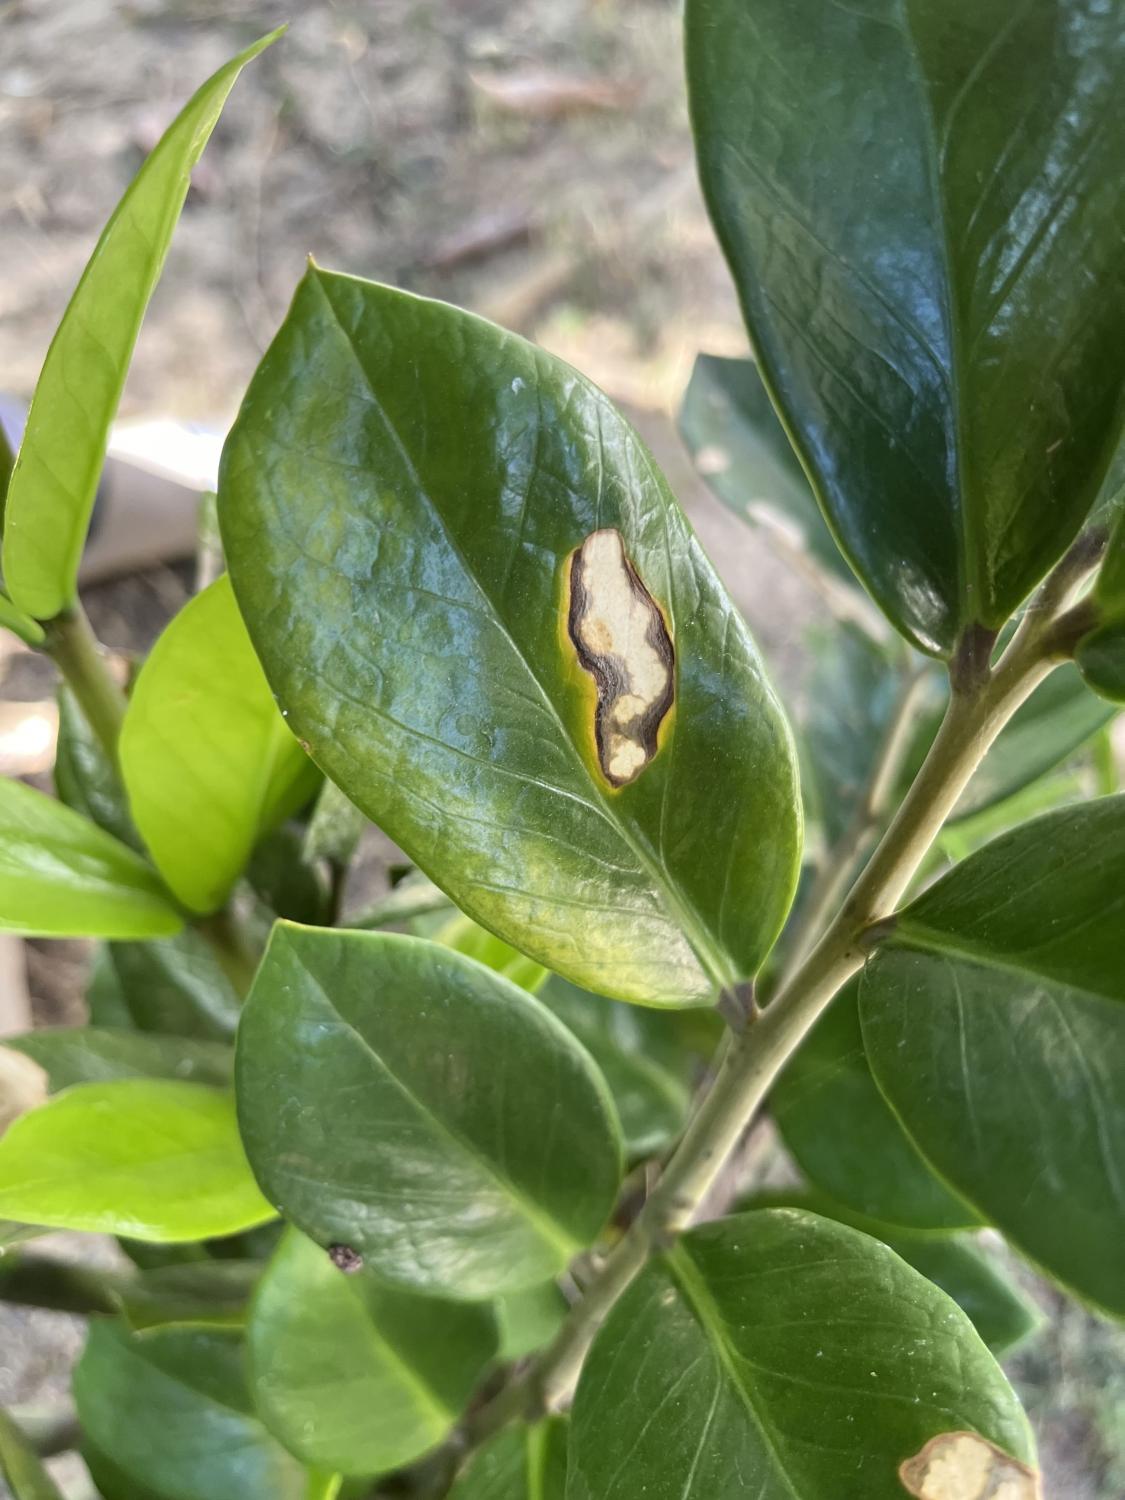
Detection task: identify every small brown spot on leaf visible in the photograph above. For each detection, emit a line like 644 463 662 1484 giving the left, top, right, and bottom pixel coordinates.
327 1243 363 1274
899 1432 1040 1500
567 529 674 788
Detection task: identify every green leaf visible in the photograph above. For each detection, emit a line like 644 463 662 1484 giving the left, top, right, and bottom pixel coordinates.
1075 620 1125 703
219 267 802 1007
495 1282 568 1362
861 796 1125 1315
570 1209 1034 1499
434 912 548 993
772 977 977 1230
54 685 137 846
2 1027 231 1093
0 1407 65 1500
248 1229 497 1475
687 0 1125 655
0 1079 274 1242
0 31 283 621
115 1259 260 1332
121 575 318 914
102 931 242 1041
742 1190 1041 1357
449 1421 567 1500
0 777 181 939
539 975 693 1158
236 923 622 1298
349 871 453 930
75 1322 308 1500
245 825 332 927
679 354 853 590
0 593 44 647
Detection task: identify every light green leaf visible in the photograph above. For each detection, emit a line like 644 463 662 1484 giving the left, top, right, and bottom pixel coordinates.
772 977 978 1230
75 1323 308 1500
248 1229 497 1475
687 0 1125 655
0 1079 275 1242
219 267 802 1007
569 1210 1035 1499
434 912 548 993
2 1027 231 1093
539 975 693 1159
121 574 318 914
349 871 453 930
0 1406 64 1500
449 1421 567 1500
0 30 283 621
0 593 44 646
496 1282 568 1363
861 796 1125 1315
0 777 181 939
236 924 622 1299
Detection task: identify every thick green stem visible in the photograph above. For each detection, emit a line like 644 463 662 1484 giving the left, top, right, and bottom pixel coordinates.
42 605 126 766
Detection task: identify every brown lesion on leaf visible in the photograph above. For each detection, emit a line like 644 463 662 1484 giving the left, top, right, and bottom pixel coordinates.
899 1432 1041 1500
566 528 674 788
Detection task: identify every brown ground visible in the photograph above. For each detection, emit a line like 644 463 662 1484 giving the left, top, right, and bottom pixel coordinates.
1 3 1123 1497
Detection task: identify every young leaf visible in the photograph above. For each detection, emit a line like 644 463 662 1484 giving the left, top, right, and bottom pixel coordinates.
568 1210 1035 1500
0 1407 64 1500
687 0 1125 655
539 975 693 1158
248 1229 497 1474
74 1323 308 1500
0 777 181 939
448 1421 568 1500
219 267 802 1007
236 924 622 1299
495 1282 568 1362
0 30 283 621
861 796 1125 1315
120 575 318 914
771 977 978 1230
2 1027 232 1093
0 1079 274 1242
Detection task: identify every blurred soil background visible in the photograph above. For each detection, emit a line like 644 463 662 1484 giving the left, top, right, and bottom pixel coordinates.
0 2 1122 1496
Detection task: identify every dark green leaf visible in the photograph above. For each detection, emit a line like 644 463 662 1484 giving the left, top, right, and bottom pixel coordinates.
103 931 242 1041
74 1322 308 1500
0 777 181 939
246 826 332 927
539 975 693 1158
248 1229 497 1474
0 1079 274 1242
120 575 318 914
115 1259 260 1331
449 1421 567 1500
302 779 366 869
54 685 137 846
220 267 801 1007
236 924 622 1298
1075 620 1125 703
569 1209 1035 1499
679 354 853 588
495 1282 568 1362
772 977 978 1230
0 1406 64 1500
2 1027 231 1093
687 0 1125 654
861 796 1125 1314
0 32 283 621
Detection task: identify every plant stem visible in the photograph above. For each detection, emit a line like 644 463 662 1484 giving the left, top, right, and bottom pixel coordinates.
42 604 126 766
476 598 1069 1429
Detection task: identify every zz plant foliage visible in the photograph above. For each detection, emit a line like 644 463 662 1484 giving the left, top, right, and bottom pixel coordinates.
1 7 1123 1499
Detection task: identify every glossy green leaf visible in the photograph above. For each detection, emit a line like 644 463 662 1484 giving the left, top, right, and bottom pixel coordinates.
742 1190 1041 1357
936 767 1087 866
0 1407 64 1500
120 575 318 914
772 977 977 1230
2 1027 231 1093
54 686 137 846
1074 620 1125 703
0 1079 274 1242
569 1209 1034 1500
101 931 241 1041
75 1322 307 1500
449 1421 567 1500
0 777 181 939
236 923 622 1298
861 796 1125 1315
246 826 332 927
679 354 853 588
0 593 44 646
496 1282 568 1362
435 912 548 993
539 975 693 1158
248 1229 497 1474
0 31 282 621
688 0 1125 655
220 266 801 1007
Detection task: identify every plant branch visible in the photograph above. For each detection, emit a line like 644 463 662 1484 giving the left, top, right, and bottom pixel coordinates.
41 604 126 766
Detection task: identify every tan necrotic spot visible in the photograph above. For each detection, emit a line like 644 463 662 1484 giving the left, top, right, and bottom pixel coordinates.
899 1433 1040 1500
567 528 674 788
